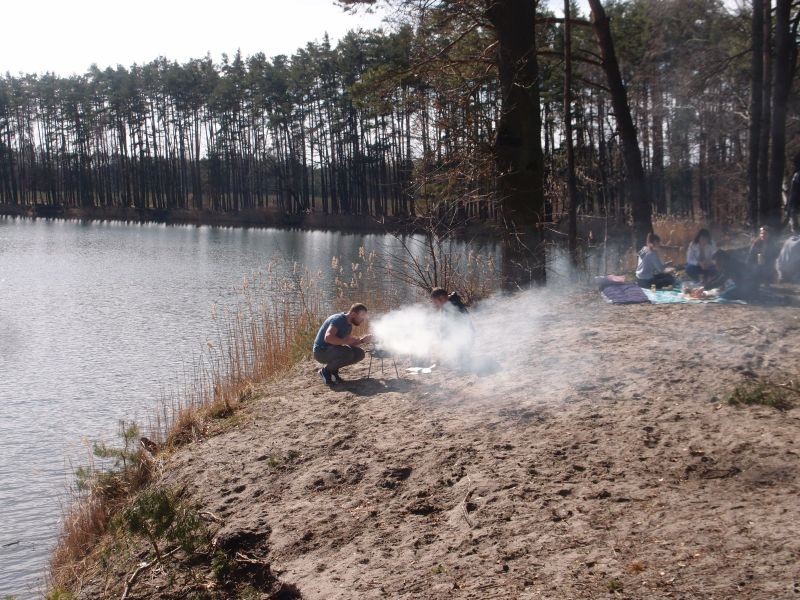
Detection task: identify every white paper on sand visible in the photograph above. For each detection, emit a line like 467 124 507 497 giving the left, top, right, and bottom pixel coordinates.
406 364 437 375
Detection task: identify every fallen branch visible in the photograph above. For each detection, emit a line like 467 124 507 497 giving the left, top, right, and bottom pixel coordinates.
235 551 268 566
120 546 179 600
199 510 224 524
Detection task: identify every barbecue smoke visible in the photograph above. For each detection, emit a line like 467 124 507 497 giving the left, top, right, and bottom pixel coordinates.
371 289 557 374
371 303 476 368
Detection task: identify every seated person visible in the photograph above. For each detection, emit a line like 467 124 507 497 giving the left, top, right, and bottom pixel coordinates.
712 250 760 301
686 228 717 282
636 233 676 289
312 303 372 385
746 226 779 285
786 152 800 233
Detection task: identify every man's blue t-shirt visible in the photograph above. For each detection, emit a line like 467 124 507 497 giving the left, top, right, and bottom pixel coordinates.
312 313 352 352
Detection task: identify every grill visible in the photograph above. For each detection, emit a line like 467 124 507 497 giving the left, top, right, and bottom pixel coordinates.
366 344 400 379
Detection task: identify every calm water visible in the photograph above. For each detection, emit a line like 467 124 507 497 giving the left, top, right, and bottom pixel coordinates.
0 217 442 597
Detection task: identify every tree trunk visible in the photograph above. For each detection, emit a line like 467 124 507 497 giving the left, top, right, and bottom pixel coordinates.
564 0 579 265
651 84 665 214
587 0 652 248
486 0 546 287
748 0 764 230
758 0 772 223
767 0 793 227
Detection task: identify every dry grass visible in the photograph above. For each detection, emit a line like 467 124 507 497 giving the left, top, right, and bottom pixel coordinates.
50 452 153 589
727 381 797 411
606 216 753 272
149 265 328 447
49 264 327 591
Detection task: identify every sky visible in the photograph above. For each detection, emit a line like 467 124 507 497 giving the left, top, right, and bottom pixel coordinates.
0 0 386 76
2 0 741 76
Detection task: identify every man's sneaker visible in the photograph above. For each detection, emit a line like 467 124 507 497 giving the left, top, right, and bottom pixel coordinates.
331 370 345 383
318 367 333 385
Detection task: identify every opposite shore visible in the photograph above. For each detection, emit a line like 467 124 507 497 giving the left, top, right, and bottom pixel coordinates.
0 203 411 234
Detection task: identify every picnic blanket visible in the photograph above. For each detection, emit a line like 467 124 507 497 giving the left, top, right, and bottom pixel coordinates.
643 287 746 305
601 283 650 304
597 275 746 305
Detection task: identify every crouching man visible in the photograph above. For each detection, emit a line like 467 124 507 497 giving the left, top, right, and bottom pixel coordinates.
313 303 372 385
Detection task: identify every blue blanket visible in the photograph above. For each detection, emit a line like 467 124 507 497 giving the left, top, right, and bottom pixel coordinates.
643 288 746 305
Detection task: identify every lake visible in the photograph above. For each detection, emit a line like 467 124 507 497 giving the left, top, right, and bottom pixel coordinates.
0 217 470 597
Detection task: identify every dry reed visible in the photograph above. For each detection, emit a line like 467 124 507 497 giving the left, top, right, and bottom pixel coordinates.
149 264 327 447
50 449 153 589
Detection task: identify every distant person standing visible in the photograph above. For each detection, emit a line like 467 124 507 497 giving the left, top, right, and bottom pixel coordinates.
747 226 779 285
430 288 474 368
636 233 675 289
312 303 371 385
430 288 469 314
787 153 800 232
685 228 718 283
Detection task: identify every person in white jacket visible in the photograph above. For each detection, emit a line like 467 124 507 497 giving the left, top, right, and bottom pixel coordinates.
685 228 717 282
636 233 676 289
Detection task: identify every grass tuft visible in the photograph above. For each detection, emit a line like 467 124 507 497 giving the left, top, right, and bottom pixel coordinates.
727 382 796 411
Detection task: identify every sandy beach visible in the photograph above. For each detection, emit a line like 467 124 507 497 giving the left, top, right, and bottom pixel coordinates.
74 290 800 599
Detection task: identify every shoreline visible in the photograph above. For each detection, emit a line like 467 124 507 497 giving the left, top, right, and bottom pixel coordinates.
0 204 410 235
0 204 508 241
0 204 753 248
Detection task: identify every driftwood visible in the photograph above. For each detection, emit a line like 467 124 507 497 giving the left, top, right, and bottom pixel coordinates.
235 551 268 565
198 510 224 524
120 546 179 600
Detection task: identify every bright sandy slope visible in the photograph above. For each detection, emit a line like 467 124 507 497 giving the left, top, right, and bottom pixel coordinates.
92 289 800 599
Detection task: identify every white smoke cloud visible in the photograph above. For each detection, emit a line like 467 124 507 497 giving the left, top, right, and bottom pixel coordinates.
370 289 557 375
371 303 476 368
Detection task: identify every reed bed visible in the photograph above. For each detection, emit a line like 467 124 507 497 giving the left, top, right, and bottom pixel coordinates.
150 265 328 447
50 263 330 590
50 425 154 591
